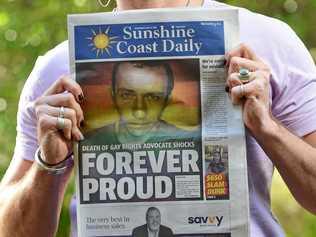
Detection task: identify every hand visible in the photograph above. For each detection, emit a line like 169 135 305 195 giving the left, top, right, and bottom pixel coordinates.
225 44 275 135
34 75 84 165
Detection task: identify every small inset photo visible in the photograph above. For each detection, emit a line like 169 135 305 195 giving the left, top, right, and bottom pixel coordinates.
132 207 174 237
204 145 229 200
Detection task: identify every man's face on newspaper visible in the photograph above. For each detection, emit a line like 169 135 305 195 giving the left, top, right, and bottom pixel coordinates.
146 209 161 232
213 152 220 162
114 62 169 137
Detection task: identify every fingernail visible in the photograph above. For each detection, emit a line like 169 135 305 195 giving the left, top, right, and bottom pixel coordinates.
225 86 230 93
80 120 85 128
79 133 85 141
224 59 228 67
78 93 84 103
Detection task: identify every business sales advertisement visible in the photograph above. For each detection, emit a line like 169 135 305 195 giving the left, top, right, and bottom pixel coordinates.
68 8 249 237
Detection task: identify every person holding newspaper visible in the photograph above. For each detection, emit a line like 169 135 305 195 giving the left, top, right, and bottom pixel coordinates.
1 0 316 237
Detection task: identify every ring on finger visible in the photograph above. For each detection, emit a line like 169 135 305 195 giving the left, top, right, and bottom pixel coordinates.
240 84 245 98
239 68 251 83
59 106 65 118
56 117 66 130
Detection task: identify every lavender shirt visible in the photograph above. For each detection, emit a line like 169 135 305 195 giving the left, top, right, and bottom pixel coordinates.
13 1 316 236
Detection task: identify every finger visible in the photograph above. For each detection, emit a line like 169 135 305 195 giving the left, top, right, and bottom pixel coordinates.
35 104 84 141
226 69 268 93
226 73 242 93
230 85 245 105
37 92 84 125
228 56 266 75
44 75 84 103
231 77 264 104
38 114 73 140
225 43 259 66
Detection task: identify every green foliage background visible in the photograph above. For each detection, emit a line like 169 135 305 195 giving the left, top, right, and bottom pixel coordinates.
0 0 315 236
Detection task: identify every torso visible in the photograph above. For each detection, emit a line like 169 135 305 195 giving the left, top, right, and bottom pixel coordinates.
21 1 316 236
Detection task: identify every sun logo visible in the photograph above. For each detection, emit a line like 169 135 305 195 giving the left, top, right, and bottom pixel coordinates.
86 27 118 57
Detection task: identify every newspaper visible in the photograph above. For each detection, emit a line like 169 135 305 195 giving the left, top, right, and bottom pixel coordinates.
68 8 249 237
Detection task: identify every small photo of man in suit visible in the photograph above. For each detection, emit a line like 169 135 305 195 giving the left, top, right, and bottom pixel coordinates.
132 207 174 237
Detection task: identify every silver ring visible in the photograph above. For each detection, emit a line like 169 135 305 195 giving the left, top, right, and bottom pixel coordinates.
59 106 65 119
239 68 250 83
240 84 245 97
56 117 65 130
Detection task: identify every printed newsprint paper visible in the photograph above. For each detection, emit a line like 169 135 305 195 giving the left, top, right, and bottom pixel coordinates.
68 8 249 237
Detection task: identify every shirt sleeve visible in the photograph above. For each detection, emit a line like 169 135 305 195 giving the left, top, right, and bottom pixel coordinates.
13 41 69 161
270 24 316 137
239 9 316 138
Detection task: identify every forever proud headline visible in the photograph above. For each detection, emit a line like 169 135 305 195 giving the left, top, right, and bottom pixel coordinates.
79 141 203 204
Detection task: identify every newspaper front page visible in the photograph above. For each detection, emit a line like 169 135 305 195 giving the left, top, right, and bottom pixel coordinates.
68 8 249 237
